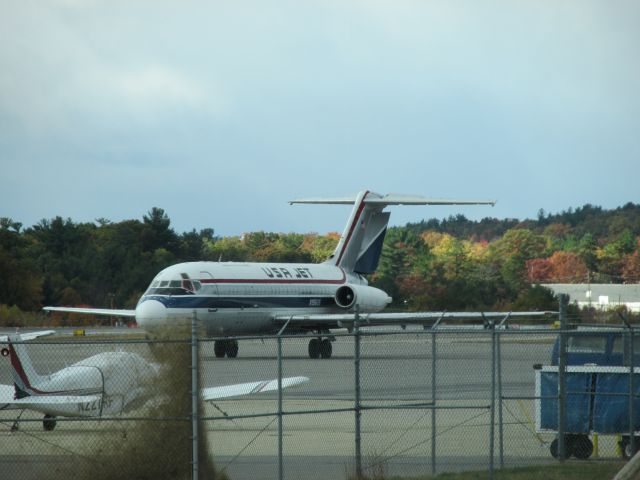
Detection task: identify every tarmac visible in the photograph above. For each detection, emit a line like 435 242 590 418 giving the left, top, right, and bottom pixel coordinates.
0 328 621 479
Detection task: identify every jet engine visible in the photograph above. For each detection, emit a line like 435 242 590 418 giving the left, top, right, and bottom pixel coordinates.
334 284 391 312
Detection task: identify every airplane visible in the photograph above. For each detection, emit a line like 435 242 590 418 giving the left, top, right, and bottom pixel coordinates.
44 190 554 359
0 334 308 431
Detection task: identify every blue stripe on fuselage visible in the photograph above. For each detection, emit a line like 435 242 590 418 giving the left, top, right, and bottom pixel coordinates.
140 295 336 310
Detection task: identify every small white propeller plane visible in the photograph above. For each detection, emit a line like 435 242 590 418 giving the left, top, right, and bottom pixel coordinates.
0 334 308 431
44 190 552 359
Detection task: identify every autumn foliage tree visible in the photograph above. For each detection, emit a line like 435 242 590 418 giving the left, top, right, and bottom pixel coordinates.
526 251 589 283
0 202 639 324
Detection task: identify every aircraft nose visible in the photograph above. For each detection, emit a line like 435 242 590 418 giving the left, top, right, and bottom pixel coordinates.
135 300 167 327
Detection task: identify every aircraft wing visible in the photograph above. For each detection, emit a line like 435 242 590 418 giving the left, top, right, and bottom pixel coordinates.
275 311 556 328
0 330 55 343
202 376 309 401
43 306 136 317
0 384 101 410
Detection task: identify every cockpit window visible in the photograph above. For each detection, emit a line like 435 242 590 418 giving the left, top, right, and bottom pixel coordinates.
178 272 202 293
146 287 194 296
146 272 201 296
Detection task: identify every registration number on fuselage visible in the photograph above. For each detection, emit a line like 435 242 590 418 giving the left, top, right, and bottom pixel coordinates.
78 395 114 413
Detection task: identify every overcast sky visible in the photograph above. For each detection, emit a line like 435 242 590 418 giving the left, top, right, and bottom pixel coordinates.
1 1 638 236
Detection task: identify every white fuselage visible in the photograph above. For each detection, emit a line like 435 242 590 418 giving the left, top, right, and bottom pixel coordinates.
134 261 383 335
24 352 157 418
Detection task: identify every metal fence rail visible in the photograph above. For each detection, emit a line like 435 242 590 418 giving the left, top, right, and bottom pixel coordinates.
0 303 637 480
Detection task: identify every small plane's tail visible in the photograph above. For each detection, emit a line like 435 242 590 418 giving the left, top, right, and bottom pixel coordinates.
290 190 495 275
8 336 48 398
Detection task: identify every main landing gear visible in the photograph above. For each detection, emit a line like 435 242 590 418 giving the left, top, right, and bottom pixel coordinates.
308 337 333 359
550 434 593 459
620 435 640 459
43 414 57 431
9 412 56 432
214 340 239 358
212 335 334 359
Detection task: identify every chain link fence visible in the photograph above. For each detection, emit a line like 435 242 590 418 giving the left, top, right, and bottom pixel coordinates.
0 303 636 479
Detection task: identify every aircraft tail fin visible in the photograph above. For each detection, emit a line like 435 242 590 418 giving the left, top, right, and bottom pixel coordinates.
8 336 47 398
290 191 495 275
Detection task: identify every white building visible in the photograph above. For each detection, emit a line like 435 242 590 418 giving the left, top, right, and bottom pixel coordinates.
542 284 640 313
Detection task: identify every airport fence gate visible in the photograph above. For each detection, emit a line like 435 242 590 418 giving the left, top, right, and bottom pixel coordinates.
1 303 637 480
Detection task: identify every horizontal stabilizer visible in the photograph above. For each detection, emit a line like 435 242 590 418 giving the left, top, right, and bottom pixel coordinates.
290 193 496 207
202 376 309 401
43 307 136 317
290 191 495 274
0 330 55 343
289 195 358 205
365 194 496 206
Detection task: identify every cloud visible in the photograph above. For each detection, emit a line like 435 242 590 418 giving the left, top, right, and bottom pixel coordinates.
72 63 218 120
0 2 227 141
109 66 204 106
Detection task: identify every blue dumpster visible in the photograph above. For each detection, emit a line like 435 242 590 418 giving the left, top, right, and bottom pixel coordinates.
535 365 640 459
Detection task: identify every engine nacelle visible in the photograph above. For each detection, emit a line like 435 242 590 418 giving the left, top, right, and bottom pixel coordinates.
334 284 391 312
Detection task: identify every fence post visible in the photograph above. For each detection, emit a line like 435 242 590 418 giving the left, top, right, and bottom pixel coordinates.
278 333 284 480
629 324 635 457
191 310 199 480
489 320 495 480
557 294 568 461
431 324 437 476
497 320 504 469
354 304 362 479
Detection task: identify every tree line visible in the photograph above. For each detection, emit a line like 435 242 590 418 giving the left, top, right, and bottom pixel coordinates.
1 203 639 322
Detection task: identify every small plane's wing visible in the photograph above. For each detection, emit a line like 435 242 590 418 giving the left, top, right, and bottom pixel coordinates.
275 311 555 328
0 383 101 411
0 330 55 343
43 306 136 317
202 376 309 401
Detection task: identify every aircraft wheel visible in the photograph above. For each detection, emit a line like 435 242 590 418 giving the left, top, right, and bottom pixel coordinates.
320 339 332 359
571 435 593 459
621 436 640 459
226 341 239 358
550 436 572 459
43 415 57 431
550 438 560 459
308 338 321 359
214 341 226 358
